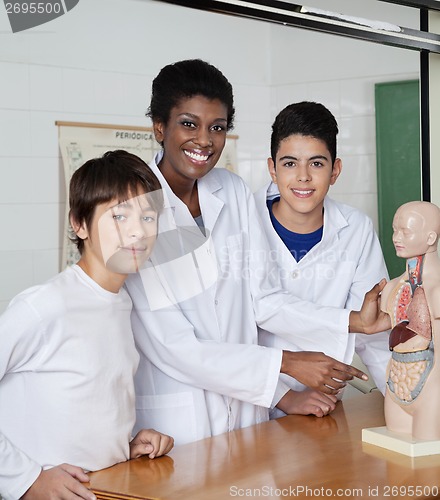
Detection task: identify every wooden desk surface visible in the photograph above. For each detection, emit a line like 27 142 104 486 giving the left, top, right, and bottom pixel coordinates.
88 392 440 499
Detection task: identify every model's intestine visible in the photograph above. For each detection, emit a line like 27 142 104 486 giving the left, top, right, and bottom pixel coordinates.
388 358 428 402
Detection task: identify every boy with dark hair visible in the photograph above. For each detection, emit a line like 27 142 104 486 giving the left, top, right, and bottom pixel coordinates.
255 102 391 418
0 150 173 500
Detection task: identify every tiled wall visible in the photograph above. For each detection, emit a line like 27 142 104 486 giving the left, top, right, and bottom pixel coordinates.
0 0 420 312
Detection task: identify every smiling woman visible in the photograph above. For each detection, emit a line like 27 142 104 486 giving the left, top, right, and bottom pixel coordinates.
151 96 229 215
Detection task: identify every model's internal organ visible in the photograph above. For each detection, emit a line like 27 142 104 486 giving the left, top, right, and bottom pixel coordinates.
388 358 429 402
389 283 432 350
387 281 433 403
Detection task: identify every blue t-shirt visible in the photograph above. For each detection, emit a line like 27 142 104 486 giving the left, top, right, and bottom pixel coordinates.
267 197 323 262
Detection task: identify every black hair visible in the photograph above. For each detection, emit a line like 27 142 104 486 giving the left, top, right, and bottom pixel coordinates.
69 150 162 254
270 101 338 164
147 59 235 131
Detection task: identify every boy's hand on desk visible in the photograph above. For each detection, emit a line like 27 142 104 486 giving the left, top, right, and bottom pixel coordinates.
277 389 337 417
22 464 95 500
130 429 174 459
281 351 368 395
349 279 391 334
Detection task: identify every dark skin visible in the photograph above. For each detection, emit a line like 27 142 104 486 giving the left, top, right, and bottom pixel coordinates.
277 279 391 409
153 95 391 396
153 95 227 217
276 388 338 417
280 279 390 395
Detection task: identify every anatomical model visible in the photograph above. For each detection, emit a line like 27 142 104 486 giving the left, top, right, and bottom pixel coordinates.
381 201 440 441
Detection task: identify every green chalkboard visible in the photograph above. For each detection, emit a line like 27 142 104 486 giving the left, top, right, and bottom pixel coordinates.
375 80 422 279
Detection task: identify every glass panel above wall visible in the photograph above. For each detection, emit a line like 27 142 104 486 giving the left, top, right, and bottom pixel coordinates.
153 0 440 52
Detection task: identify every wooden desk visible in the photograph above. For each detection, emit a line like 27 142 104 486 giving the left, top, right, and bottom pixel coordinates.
88 392 440 499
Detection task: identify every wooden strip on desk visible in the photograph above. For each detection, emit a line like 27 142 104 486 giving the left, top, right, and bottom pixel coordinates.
94 492 153 500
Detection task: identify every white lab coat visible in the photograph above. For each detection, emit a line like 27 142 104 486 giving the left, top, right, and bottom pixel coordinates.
255 182 391 411
126 152 351 446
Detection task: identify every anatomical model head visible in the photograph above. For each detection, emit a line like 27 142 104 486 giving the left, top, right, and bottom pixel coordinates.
392 201 440 260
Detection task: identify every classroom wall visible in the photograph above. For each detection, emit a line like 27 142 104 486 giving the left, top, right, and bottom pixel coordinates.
0 0 420 313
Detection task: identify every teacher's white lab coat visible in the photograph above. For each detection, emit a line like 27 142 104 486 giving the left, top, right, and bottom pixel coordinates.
125 152 351 446
255 182 391 413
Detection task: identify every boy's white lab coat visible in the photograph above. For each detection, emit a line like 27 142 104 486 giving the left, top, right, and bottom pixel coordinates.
255 182 390 411
126 152 351 446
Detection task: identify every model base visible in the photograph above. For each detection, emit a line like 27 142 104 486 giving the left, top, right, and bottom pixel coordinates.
362 426 440 457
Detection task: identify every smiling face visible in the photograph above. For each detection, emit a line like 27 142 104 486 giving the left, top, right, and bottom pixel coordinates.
153 95 228 187
75 191 159 288
268 134 341 233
